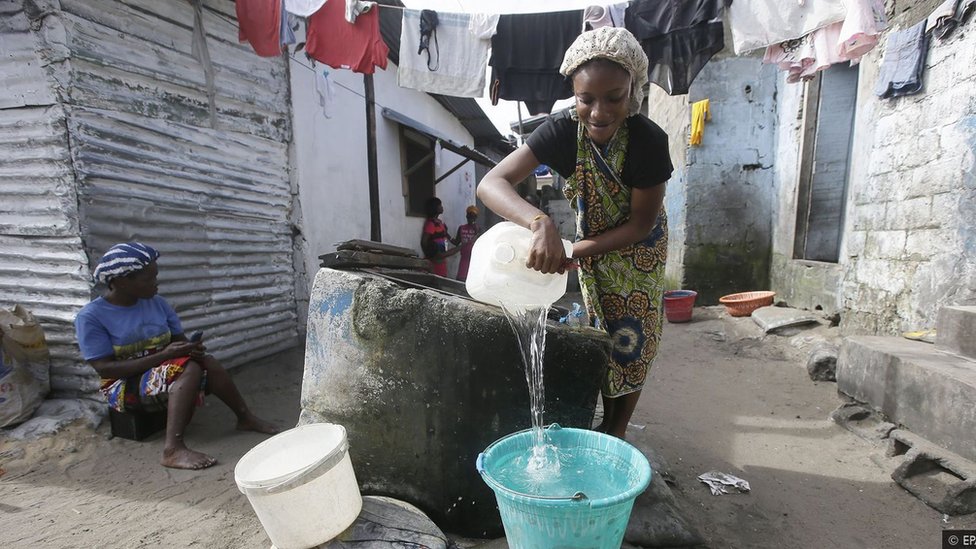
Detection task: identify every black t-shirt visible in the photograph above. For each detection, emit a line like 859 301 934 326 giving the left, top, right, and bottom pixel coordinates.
526 109 673 188
489 12 583 115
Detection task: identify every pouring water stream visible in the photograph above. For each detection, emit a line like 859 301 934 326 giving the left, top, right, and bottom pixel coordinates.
499 303 562 477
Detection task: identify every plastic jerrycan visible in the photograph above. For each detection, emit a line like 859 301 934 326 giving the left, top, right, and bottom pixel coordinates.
465 221 574 307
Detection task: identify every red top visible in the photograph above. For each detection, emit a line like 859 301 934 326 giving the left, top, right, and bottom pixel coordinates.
306 0 389 74
237 0 282 58
423 218 449 253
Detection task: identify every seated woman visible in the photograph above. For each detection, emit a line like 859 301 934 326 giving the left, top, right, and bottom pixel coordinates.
75 243 278 470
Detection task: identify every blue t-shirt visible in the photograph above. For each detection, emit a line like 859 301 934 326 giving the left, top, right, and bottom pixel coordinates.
75 296 184 362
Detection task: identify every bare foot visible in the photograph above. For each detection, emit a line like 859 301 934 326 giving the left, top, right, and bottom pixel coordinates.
236 413 280 435
161 447 217 470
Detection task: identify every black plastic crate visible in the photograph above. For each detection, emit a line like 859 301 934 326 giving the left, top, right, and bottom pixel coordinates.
109 408 167 441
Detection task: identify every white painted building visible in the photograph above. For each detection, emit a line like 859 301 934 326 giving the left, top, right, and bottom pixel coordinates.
288 7 509 323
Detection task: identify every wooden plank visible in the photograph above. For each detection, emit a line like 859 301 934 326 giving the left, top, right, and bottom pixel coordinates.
336 240 419 257
319 250 430 270
365 74 382 242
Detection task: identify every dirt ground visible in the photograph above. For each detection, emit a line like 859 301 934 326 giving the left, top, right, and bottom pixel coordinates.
2 305 975 548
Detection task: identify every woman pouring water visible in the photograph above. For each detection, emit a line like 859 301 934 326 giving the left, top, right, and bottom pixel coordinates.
477 27 672 440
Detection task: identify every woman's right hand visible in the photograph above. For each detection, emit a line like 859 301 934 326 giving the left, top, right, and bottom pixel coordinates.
527 216 567 274
163 341 201 360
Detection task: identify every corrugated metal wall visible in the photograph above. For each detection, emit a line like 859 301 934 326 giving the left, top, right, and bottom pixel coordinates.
1 0 300 397
0 3 97 396
65 0 300 366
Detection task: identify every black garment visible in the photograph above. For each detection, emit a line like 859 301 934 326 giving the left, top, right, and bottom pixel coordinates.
526 109 673 188
625 0 726 96
418 9 439 70
489 11 583 115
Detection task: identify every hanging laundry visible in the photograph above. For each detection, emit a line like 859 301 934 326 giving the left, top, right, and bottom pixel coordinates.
840 0 887 57
489 11 583 115
728 0 848 55
284 0 328 17
237 0 282 57
316 68 336 118
874 20 930 99
306 0 388 74
346 0 375 24
398 10 499 98
928 0 960 35
624 0 726 96
583 3 628 31
928 0 960 38
961 0 976 21
280 2 297 47
417 10 440 71
928 0 975 38
689 99 710 146
763 0 886 83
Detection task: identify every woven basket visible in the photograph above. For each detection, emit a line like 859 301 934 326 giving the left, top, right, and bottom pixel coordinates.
718 291 776 317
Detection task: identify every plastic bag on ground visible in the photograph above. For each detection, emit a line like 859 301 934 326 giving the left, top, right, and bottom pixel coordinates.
0 305 51 428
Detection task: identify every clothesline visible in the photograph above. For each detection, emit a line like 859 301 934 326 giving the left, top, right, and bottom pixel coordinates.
372 0 601 16
372 3 586 15
251 0 906 107
290 53 374 105
290 52 488 154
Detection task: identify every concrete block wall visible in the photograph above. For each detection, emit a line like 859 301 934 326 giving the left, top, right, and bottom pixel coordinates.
681 55 778 304
841 24 976 334
766 21 976 331
631 12 974 325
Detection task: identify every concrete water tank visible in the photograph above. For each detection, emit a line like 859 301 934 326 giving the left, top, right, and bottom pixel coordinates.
300 267 611 537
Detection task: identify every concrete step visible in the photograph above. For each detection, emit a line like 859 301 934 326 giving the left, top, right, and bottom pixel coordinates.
838 336 976 462
886 429 976 516
830 404 976 515
938 305 976 360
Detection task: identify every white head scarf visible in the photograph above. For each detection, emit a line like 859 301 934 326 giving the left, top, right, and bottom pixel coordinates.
559 27 649 117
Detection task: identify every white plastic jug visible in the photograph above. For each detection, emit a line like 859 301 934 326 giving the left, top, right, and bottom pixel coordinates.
465 221 574 308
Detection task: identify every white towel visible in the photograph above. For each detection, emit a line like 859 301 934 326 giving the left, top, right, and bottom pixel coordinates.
728 0 848 54
284 0 328 17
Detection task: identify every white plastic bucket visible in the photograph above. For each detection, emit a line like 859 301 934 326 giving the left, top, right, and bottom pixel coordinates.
235 423 362 549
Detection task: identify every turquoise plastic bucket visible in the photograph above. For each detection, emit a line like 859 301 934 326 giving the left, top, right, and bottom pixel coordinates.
476 424 652 549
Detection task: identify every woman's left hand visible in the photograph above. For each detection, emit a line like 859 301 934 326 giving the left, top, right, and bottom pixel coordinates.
189 342 206 359
527 216 567 274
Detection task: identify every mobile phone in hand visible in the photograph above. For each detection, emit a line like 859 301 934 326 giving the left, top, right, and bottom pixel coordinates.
189 331 204 342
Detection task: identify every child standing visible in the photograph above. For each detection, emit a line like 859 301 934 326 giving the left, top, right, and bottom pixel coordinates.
421 197 458 277
453 205 482 281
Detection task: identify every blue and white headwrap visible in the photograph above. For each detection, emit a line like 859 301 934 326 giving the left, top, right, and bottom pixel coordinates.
93 242 160 285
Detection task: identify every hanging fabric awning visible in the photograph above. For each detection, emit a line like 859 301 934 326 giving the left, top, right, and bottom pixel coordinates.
381 107 497 167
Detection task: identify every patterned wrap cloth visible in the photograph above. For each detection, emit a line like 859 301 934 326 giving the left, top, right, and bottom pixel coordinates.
559 28 666 398
103 357 205 413
563 112 668 398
